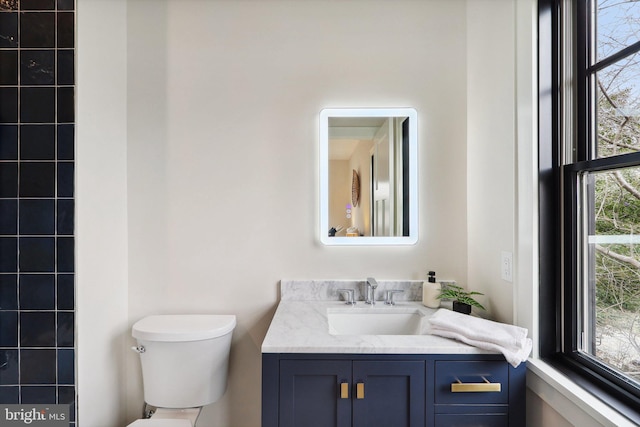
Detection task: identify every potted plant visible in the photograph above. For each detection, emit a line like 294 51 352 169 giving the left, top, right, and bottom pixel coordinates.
437 284 486 314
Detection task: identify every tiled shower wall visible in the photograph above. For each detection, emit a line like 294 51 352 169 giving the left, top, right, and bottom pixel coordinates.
0 0 76 424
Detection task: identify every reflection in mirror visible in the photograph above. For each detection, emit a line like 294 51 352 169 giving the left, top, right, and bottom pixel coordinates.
320 108 418 245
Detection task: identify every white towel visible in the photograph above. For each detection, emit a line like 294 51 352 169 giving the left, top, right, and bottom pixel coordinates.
428 308 532 368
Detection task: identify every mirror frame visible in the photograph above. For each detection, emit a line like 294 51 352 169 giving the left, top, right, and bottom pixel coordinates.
319 107 418 245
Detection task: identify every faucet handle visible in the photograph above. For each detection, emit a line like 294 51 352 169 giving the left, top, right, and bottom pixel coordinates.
337 289 356 305
384 290 404 306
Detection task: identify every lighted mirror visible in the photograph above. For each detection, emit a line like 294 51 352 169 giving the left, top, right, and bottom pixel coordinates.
320 108 418 245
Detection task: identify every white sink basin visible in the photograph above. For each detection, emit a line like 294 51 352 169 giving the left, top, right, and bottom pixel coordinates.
327 308 425 335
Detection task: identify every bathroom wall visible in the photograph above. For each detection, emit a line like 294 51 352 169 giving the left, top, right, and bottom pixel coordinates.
350 140 373 236
79 0 468 425
466 1 516 323
76 0 129 425
0 0 76 422
328 159 350 232
125 1 468 425
329 141 374 236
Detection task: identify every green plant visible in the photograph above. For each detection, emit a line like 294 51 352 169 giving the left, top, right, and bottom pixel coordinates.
437 285 486 310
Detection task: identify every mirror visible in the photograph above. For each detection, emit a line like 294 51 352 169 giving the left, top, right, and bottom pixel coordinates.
320 108 418 245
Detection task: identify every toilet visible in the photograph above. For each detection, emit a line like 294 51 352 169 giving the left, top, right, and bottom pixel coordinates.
127 314 236 427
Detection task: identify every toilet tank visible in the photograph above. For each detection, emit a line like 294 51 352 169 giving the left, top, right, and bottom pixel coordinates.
132 314 236 408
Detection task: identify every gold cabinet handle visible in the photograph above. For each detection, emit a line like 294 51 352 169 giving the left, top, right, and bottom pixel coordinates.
451 376 501 393
340 382 349 399
356 382 365 399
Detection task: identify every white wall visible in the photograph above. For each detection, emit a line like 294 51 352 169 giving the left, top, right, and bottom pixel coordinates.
349 140 373 235
466 0 516 323
128 1 468 424
79 1 468 426
328 159 350 232
76 0 129 425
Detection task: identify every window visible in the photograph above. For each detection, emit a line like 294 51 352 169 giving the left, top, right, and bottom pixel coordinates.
541 0 640 418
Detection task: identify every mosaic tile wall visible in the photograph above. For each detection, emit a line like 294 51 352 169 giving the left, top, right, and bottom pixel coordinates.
0 0 75 424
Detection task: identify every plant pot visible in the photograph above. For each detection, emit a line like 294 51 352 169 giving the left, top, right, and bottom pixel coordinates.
453 301 472 315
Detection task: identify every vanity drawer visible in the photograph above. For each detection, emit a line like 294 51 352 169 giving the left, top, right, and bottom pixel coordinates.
434 361 509 405
435 413 508 427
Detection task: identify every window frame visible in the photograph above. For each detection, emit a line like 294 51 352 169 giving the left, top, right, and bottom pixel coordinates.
540 0 640 421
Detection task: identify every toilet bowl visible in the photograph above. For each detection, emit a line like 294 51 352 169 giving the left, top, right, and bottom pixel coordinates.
127 314 236 427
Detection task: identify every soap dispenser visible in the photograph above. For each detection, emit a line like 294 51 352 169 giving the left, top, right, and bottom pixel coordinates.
422 271 441 308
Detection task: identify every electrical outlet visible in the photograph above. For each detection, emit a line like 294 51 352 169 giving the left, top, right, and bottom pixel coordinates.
501 251 513 282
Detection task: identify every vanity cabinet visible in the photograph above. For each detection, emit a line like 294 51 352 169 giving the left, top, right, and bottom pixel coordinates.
262 354 525 427
276 359 425 427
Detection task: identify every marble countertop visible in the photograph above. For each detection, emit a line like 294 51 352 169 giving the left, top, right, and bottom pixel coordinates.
261 281 495 355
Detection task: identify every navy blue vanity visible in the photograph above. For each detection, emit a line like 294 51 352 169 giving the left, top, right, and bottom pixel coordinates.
262 281 527 427
262 353 525 427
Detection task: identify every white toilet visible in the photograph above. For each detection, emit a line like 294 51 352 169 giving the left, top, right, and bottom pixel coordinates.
127 314 236 427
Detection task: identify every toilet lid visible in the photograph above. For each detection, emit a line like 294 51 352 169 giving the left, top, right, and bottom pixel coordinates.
127 420 192 427
132 314 236 342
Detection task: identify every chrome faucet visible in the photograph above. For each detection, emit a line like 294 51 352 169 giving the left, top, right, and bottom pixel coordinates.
364 277 378 305
337 289 356 305
384 290 404 305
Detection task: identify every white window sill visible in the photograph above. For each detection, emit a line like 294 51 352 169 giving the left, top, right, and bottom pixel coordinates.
527 358 637 427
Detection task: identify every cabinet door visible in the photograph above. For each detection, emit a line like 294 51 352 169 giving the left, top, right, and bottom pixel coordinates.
279 360 352 427
352 360 426 427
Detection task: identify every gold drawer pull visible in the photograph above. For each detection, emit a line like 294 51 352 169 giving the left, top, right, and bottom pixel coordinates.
356 382 365 399
340 382 349 399
451 376 501 393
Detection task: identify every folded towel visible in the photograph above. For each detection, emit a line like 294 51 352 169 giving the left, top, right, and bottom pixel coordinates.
429 328 533 368
429 308 529 351
428 309 532 367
